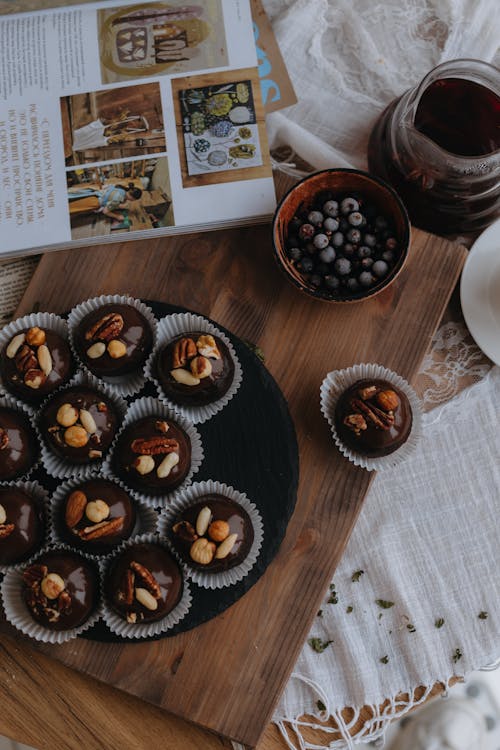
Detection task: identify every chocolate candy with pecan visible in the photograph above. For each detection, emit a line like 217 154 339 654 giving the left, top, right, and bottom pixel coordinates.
73 304 153 378
0 406 39 481
335 378 412 457
0 487 45 565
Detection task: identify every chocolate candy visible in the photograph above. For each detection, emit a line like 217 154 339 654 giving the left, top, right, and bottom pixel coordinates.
0 326 73 404
156 332 234 407
335 379 412 457
112 416 191 495
22 551 98 631
105 542 183 624
170 494 254 573
0 487 45 565
73 304 153 378
59 479 136 554
0 406 39 481
39 387 118 465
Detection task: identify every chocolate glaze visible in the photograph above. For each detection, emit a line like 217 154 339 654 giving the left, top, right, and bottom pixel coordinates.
39 387 118 465
0 488 45 565
22 551 98 631
335 378 412 457
59 479 136 554
73 304 153 378
156 332 234 407
113 416 191 495
1 329 73 405
0 406 39 481
105 542 183 624
170 494 254 573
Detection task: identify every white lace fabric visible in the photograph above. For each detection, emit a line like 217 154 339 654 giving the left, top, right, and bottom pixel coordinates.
260 0 500 746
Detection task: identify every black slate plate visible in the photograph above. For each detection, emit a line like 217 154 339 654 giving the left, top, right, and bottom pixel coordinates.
3 301 299 642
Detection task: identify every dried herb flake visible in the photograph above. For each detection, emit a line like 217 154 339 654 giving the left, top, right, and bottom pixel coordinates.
352 570 364 582
380 655 389 664
317 610 323 618
435 618 445 629
316 700 326 712
407 623 416 633
376 599 395 609
308 637 333 654
346 606 353 614
478 611 488 620
453 648 462 663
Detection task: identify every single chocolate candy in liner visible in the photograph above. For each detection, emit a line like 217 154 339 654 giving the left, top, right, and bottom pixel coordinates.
0 405 39 481
0 486 45 565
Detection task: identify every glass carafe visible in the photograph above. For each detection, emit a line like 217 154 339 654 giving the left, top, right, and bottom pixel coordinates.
368 59 500 236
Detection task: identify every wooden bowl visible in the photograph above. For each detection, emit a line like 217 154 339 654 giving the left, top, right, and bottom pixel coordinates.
272 168 410 302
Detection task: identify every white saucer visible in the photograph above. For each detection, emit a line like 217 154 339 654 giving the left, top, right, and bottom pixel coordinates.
460 216 500 366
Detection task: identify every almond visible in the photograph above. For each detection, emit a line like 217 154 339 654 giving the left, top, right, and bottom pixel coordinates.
170 368 200 386
37 345 53 376
6 333 26 359
65 490 87 528
135 587 158 611
156 452 179 479
196 506 212 536
215 533 238 559
79 409 97 435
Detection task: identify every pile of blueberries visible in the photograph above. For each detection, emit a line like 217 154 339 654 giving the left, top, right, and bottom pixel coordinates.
285 191 401 297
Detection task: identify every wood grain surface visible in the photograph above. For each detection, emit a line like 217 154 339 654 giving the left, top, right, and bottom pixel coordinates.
0 173 467 749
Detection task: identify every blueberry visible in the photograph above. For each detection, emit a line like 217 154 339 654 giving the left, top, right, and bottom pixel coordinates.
313 233 329 250
334 258 351 276
363 233 377 247
323 217 339 232
299 257 314 273
319 245 336 263
343 243 356 257
358 245 372 258
361 257 374 269
323 200 339 217
372 260 389 278
346 277 360 292
331 231 344 247
288 247 302 261
324 274 340 291
308 210 324 227
375 215 388 230
359 271 374 287
298 223 315 240
304 241 315 254
385 237 398 250
348 211 363 226
340 197 359 214
382 250 394 263
346 228 361 244
310 274 322 288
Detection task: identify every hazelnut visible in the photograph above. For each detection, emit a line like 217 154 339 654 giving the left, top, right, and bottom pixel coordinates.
191 355 212 379
26 327 46 347
195 506 212 536
190 538 216 565
358 386 378 401
56 403 79 428
64 425 89 448
133 455 155 475
215 533 238 560
85 499 110 524
376 389 400 412
208 520 230 542
41 572 65 599
0 503 6 525
88 449 103 459
107 339 127 359
87 342 106 360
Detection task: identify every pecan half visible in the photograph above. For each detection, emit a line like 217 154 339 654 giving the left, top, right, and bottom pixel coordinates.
130 436 179 455
172 337 197 369
79 516 124 540
130 561 161 599
65 490 88 528
85 313 124 342
350 398 395 430
0 427 8 451
0 523 15 539
343 413 367 436
23 564 48 588
172 520 197 543
358 385 378 401
58 589 72 614
118 568 135 606
24 369 47 390
15 345 38 374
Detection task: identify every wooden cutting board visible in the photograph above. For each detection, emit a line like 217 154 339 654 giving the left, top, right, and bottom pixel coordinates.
0 173 467 748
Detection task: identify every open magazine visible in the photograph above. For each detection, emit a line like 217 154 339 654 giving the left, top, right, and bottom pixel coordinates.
0 0 295 261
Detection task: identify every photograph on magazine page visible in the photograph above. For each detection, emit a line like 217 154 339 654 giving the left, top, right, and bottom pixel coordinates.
98 0 228 84
66 157 174 239
172 67 270 188
61 82 166 166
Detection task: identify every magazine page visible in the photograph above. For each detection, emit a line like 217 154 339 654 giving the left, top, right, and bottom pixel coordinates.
0 0 276 259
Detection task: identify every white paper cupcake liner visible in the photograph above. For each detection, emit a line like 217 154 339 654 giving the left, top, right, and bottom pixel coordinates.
144 313 243 424
0 313 72 413
319 363 423 471
0 394 42 485
101 532 192 639
67 295 158 398
49 476 158 561
160 480 264 589
0 480 50 574
38 371 128 480
104 396 204 507
0 545 103 644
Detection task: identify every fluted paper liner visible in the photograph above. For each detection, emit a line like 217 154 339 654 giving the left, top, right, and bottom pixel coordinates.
38 371 128 480
0 544 103 644
320 363 422 471
0 312 73 412
49 476 158 561
0 480 50 574
101 533 192 639
144 312 243 424
0 394 42 485
160 480 264 589
104 396 204 507
67 295 158 398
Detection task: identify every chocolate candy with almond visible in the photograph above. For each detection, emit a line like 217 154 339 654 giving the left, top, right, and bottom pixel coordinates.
0 487 45 565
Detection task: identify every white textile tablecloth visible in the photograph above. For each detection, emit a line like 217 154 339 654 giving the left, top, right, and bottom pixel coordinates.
259 1 500 747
